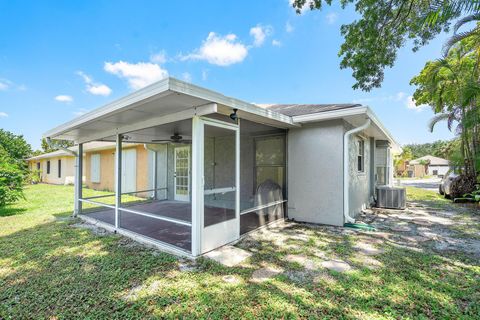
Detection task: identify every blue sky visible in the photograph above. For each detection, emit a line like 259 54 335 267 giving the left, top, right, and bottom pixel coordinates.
0 0 455 150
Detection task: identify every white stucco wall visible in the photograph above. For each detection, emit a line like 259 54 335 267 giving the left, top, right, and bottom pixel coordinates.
287 120 345 226
34 156 76 185
348 133 373 218
428 165 449 176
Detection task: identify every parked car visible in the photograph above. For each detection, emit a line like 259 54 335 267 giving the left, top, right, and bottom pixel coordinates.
439 170 459 198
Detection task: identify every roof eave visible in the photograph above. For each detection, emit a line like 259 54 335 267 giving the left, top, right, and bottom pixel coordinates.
290 105 402 153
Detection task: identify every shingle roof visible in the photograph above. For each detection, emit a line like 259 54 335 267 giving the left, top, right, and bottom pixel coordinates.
259 104 361 117
410 155 449 166
26 141 117 160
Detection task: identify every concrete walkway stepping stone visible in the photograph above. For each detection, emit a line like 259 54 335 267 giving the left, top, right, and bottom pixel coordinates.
285 254 318 270
390 225 412 232
400 235 429 243
205 245 252 267
250 266 284 283
222 275 241 284
354 242 384 256
321 259 352 272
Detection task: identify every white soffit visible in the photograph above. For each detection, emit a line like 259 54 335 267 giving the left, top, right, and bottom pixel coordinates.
43 77 297 142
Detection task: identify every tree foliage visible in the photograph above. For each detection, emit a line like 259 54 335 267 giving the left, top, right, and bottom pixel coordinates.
403 140 453 159
41 138 73 153
0 145 25 206
292 0 479 91
0 129 32 167
410 35 480 177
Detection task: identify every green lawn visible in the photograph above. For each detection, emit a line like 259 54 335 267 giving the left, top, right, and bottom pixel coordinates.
0 184 479 319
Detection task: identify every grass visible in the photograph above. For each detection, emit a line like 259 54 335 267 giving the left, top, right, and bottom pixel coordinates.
0 184 479 319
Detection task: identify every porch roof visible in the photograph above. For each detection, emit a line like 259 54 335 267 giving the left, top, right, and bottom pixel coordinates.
43 77 297 143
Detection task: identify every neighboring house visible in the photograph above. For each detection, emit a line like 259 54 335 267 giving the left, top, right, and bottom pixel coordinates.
408 155 450 177
27 142 150 189
43 77 400 257
27 149 77 185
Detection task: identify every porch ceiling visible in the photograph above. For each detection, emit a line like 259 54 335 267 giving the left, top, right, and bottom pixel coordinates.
43 77 297 143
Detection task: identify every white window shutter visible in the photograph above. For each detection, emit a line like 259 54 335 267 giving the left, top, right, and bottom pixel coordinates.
91 154 101 183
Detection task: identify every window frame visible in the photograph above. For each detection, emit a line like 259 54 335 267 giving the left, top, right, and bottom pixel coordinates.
253 134 287 193
357 137 365 173
58 159 62 178
46 160 51 174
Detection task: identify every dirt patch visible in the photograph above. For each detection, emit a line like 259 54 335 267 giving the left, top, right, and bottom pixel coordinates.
71 222 110 236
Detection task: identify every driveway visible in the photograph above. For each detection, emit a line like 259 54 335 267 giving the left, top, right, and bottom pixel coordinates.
397 177 442 192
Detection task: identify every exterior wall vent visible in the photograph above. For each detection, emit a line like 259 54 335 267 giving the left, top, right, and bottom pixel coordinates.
376 186 406 210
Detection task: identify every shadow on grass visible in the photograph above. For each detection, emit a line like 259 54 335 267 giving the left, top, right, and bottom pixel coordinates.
0 206 27 217
1 212 479 318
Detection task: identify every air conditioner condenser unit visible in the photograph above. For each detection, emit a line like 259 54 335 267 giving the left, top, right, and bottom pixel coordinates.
376 185 406 210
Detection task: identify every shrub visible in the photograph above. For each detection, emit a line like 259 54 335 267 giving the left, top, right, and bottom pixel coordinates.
0 160 24 206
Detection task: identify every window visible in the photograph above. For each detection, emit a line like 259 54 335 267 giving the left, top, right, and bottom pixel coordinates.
255 136 286 190
47 161 51 174
58 159 62 178
91 154 101 183
357 138 365 172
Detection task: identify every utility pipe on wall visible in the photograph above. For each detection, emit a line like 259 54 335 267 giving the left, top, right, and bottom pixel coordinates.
343 119 371 224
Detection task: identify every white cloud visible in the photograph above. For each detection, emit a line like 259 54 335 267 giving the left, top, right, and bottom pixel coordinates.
396 91 406 101
182 72 192 82
285 21 294 33
73 108 90 116
0 78 26 92
104 61 168 90
326 12 338 24
55 95 73 103
201 69 208 81
272 39 282 47
406 96 429 111
0 79 12 91
0 112 8 118
77 71 112 96
180 32 248 66
250 24 273 47
150 50 167 64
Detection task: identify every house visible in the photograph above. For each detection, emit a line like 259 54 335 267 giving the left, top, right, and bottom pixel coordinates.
409 155 450 177
43 77 400 257
27 149 78 185
27 141 150 191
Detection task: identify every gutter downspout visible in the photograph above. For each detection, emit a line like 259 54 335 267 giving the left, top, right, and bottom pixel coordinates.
343 119 371 224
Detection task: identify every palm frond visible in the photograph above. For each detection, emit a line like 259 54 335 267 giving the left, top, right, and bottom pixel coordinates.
428 113 451 132
442 28 480 56
454 13 480 33
425 0 480 26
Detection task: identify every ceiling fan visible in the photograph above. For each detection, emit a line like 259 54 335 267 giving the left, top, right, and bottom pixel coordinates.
151 133 191 144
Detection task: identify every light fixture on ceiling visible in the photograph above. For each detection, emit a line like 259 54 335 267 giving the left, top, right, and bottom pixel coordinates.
229 108 238 122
